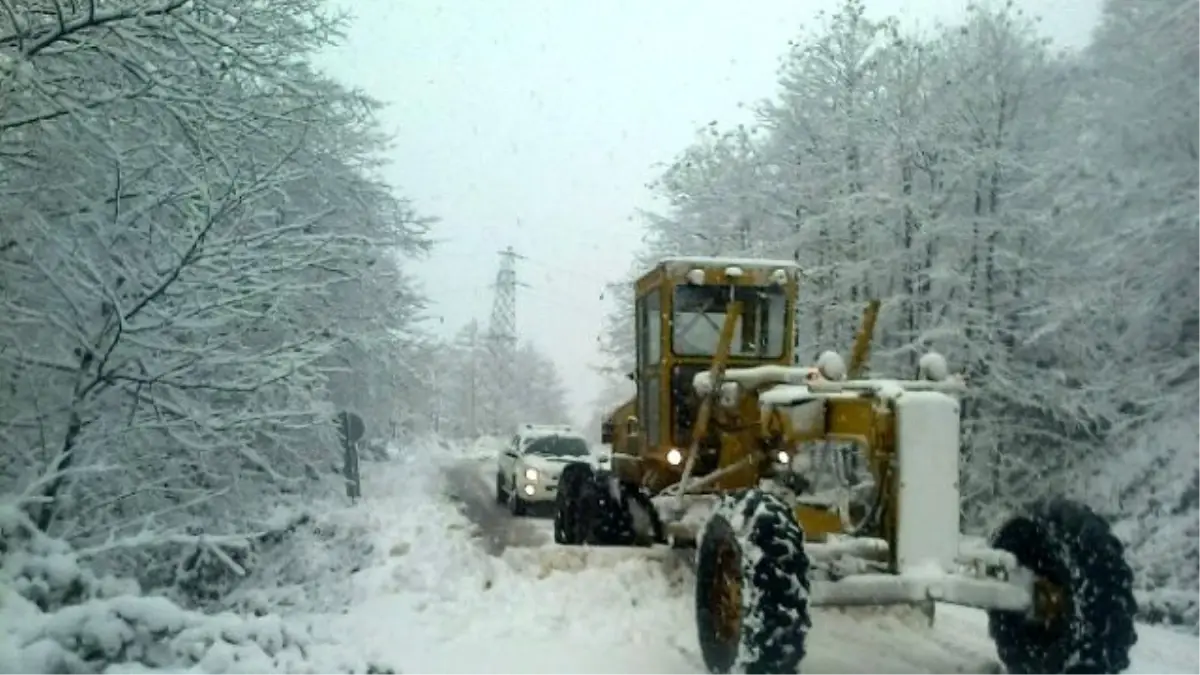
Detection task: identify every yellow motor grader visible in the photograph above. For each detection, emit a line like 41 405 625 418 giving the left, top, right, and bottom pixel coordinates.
554 257 1138 674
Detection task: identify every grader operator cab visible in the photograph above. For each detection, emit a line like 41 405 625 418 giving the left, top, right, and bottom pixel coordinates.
556 256 1138 675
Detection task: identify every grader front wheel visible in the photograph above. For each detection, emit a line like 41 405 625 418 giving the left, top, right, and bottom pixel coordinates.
695 489 812 674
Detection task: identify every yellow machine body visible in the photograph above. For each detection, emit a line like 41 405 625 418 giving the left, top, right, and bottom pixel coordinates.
601 257 895 550
586 257 1132 675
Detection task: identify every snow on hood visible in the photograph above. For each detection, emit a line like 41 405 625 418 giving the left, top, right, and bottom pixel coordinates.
520 454 593 470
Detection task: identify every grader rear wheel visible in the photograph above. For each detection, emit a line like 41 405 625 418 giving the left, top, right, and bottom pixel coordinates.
554 464 663 547
554 463 594 544
987 498 1137 674
695 489 811 674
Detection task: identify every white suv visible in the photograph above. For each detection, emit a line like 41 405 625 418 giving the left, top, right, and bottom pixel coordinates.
495 425 593 515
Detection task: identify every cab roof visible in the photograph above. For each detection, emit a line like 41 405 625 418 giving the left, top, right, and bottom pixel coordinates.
636 256 802 293
656 256 802 270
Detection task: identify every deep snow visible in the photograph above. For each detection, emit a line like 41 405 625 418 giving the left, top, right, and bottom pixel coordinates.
329 440 1200 674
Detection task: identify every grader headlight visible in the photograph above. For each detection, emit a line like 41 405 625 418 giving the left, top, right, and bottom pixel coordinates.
666 448 684 466
770 268 788 285
686 268 706 285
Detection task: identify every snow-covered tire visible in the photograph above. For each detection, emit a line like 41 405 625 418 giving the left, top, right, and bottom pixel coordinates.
555 462 594 544
615 479 665 547
555 466 663 547
987 498 1137 674
695 489 811 674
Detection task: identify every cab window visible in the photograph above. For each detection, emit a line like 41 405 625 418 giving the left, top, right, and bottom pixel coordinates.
637 287 661 368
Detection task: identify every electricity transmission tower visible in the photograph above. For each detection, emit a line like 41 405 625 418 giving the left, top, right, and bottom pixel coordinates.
484 246 524 434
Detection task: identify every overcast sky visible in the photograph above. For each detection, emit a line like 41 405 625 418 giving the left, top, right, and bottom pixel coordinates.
317 0 1102 427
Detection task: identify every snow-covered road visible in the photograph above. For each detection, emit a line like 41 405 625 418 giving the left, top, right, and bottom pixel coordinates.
331 446 1199 674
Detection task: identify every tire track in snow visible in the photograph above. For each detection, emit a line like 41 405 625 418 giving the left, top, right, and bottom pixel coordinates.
345 455 1197 674
441 459 551 556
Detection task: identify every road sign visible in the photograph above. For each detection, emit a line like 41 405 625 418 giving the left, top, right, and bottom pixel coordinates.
336 411 365 444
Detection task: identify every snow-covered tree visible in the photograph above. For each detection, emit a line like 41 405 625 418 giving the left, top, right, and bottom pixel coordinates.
511 341 571 426
416 322 572 440
0 0 433 597
598 0 1197 628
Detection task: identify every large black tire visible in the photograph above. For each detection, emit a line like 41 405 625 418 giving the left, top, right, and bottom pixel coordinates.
987 498 1138 674
554 465 663 547
555 463 594 544
695 489 811 674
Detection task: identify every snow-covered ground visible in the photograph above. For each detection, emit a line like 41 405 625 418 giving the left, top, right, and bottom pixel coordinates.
329 441 1200 674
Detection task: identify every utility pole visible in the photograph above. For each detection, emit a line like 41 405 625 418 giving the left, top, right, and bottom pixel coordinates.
485 246 525 435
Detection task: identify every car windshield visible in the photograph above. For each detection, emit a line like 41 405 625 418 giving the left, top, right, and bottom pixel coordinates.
524 435 589 458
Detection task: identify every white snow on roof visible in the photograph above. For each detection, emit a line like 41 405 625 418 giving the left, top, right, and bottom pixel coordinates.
518 424 581 440
694 365 820 395
659 256 801 270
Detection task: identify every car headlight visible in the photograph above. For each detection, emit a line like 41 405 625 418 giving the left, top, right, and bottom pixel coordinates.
524 467 538 481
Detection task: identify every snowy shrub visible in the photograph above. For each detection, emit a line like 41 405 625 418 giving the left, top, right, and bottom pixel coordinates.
220 506 382 615
1 503 396 674
1136 589 1199 632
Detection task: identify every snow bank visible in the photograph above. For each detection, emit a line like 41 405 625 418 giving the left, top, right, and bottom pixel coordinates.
219 505 379 616
223 436 474 616
463 434 508 461
330 438 697 673
334 441 1200 674
0 503 394 674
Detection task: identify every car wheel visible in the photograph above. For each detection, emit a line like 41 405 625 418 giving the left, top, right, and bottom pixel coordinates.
508 482 528 516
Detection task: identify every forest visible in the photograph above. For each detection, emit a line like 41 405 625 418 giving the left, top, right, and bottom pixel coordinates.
0 0 569 613
594 0 1198 628
0 0 1194 660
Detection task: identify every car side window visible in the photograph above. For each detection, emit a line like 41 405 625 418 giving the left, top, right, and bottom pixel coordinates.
509 435 521 456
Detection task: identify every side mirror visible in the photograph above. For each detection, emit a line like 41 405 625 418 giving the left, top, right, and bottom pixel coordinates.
625 415 640 436
600 420 614 444
625 371 635 382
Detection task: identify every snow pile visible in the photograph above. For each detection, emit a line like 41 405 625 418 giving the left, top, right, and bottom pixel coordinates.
0 504 394 674
218 437 464 616
331 441 697 673
233 436 491 618
1080 411 1200 631
314 435 1200 673
463 434 508 461
220 505 379 616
